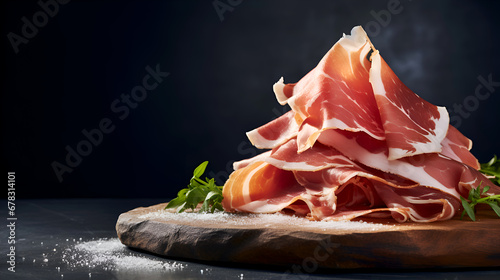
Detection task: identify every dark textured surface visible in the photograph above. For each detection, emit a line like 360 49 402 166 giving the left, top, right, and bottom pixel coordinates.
2 199 500 279
117 202 500 270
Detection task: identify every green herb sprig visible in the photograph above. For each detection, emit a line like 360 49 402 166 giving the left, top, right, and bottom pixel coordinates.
165 161 224 213
460 156 500 221
479 155 500 186
460 184 500 221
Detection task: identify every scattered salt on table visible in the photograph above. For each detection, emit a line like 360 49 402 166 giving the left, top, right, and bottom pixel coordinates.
63 238 185 272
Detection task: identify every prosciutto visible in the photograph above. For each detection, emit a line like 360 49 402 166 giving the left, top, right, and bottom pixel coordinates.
222 26 499 222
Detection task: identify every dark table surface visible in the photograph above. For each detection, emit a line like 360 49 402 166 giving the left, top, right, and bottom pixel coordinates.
1 199 499 280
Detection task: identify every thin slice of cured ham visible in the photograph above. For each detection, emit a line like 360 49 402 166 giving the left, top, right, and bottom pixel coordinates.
369 51 449 159
222 161 307 214
246 110 300 149
273 27 385 153
222 26 499 222
441 125 480 169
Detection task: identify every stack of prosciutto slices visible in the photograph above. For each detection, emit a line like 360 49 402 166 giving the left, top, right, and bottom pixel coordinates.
222 26 500 222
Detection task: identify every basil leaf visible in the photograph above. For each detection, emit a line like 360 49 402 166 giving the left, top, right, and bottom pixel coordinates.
193 161 209 179
186 188 205 209
480 155 500 186
165 196 185 209
482 185 490 195
461 196 476 221
205 190 220 201
176 202 188 213
487 202 500 218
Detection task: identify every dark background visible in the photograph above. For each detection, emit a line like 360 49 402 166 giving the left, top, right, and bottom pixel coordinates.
3 0 500 199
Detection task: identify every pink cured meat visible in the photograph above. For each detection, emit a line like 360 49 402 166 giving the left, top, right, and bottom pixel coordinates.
369 51 449 159
273 27 385 153
250 27 476 167
273 138 462 223
273 26 449 159
246 110 299 149
222 26 498 222
242 114 479 171
441 125 480 169
316 129 499 200
226 138 462 222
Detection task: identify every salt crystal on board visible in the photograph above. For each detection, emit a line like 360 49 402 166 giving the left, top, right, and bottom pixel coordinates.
139 210 392 231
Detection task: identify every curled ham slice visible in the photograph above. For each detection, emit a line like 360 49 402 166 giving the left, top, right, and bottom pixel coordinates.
441 125 480 169
222 26 499 222
274 27 385 153
369 51 449 160
246 110 299 149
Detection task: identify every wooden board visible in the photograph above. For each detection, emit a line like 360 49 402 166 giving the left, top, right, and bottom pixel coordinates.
116 203 500 270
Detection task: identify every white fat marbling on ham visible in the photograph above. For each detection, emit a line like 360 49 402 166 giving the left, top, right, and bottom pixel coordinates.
266 138 355 172
440 125 479 169
246 110 299 149
369 51 450 160
233 150 272 171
